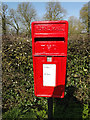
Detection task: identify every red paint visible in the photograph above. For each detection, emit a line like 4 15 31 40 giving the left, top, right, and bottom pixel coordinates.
31 21 68 98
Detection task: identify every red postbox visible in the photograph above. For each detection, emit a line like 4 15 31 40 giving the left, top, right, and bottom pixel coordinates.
31 21 68 98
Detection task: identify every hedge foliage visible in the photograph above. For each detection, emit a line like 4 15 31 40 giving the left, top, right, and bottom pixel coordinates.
2 34 89 119
67 35 89 103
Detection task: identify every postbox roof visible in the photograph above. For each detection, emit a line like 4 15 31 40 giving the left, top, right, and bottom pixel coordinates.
32 20 68 24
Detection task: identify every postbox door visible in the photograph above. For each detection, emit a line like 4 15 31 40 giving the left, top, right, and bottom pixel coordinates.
33 56 67 98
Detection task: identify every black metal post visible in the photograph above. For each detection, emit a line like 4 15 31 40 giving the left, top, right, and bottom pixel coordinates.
48 97 53 119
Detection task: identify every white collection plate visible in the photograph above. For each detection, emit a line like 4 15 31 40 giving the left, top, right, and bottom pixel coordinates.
43 64 56 86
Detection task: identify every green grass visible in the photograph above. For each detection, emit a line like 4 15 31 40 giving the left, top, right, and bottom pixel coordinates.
3 94 89 119
54 97 83 119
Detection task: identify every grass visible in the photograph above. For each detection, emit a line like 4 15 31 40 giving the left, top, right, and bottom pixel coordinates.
54 97 83 119
3 89 89 119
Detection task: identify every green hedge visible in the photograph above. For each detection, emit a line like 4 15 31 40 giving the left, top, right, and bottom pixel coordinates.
2 35 89 119
67 36 89 103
